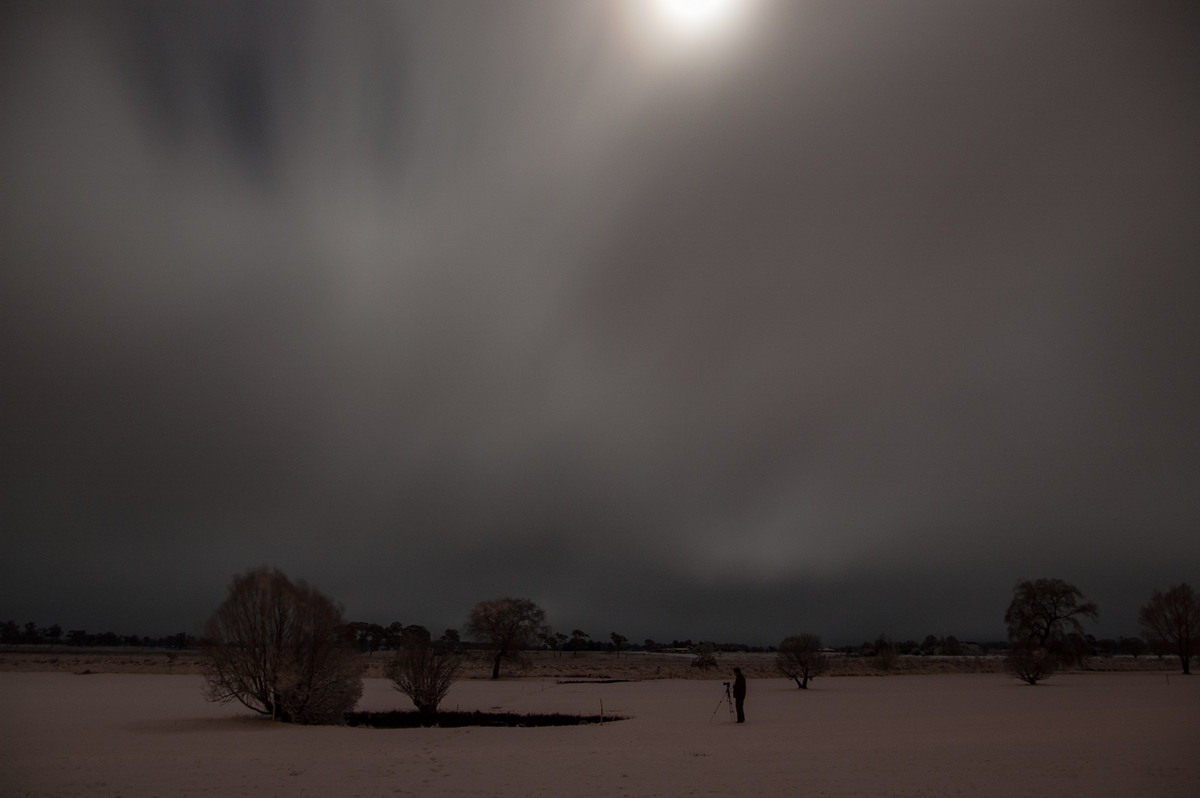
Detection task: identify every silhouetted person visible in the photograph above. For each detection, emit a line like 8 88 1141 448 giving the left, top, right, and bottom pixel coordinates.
732 667 746 723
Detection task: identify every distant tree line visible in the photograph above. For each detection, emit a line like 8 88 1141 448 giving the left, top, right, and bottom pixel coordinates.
12 570 1197 708
636 639 774 654
0 621 193 649
342 621 461 655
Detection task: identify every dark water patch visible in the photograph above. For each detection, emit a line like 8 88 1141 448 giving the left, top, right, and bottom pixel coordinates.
345 710 626 728
555 679 631 684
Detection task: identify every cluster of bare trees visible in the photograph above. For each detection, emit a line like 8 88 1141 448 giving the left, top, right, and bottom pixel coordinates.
773 579 1198 690
1138 583 1198 676
200 568 553 725
197 568 1198 723
1003 578 1199 684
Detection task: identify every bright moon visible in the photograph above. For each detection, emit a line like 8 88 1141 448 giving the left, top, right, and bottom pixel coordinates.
656 0 739 31
624 0 758 68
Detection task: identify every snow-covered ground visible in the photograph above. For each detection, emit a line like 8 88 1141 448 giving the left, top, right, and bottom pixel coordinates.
1 670 1195 796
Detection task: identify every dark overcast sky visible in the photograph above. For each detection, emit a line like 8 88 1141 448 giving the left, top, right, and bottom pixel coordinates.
2 1 1198 647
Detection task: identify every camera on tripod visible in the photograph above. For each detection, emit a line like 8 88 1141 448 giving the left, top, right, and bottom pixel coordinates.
710 680 735 723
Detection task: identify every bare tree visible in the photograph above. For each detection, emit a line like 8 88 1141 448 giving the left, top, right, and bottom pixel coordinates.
1004 578 1098 670
873 634 899 672
538 629 560 657
691 641 718 670
466 597 546 679
568 629 589 655
437 628 461 651
1139 583 1199 675
385 641 462 725
201 567 364 724
776 634 828 689
1005 642 1056 685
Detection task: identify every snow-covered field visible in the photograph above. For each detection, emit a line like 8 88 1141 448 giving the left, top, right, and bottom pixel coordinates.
1 669 1195 796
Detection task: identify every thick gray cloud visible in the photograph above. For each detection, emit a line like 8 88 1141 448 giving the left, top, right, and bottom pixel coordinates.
3 1 1198 645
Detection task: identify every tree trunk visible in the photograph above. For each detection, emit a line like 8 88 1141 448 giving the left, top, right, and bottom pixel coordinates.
491 651 502 679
